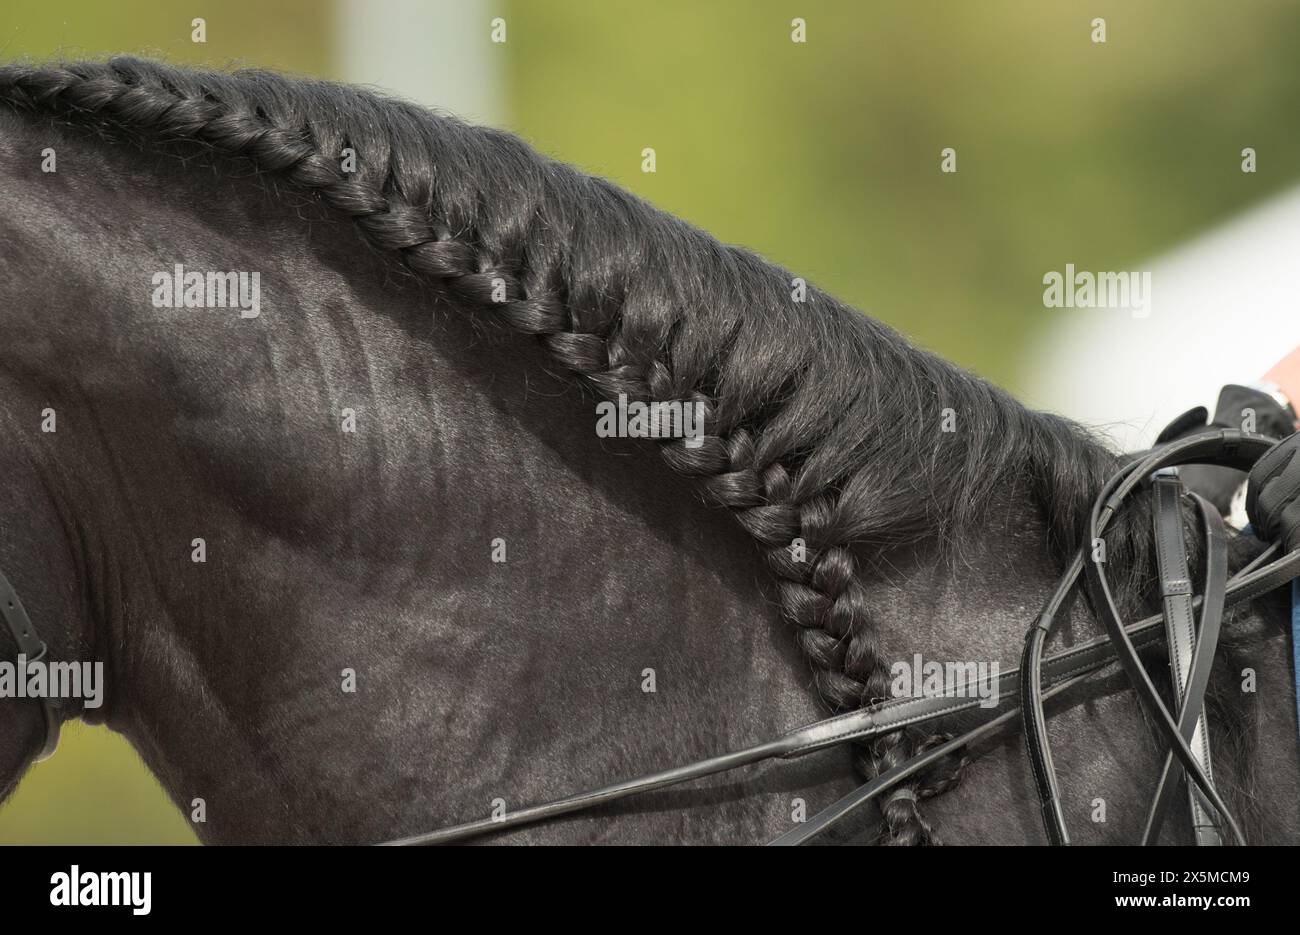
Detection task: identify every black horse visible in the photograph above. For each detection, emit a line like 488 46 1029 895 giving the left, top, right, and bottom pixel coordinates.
1 58 1297 845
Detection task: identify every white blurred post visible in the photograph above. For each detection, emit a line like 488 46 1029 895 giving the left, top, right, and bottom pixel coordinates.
332 0 505 126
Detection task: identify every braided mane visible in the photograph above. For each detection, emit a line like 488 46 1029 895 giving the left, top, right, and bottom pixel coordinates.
0 57 1130 844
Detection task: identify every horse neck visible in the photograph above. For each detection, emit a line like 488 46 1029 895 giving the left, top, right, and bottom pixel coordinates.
0 376 93 792
38 284 842 843
1 119 851 841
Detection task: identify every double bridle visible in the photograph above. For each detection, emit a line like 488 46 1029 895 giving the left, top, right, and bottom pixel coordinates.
4 428 1300 845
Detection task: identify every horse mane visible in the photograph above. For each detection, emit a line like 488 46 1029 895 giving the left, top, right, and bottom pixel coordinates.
0 56 1141 844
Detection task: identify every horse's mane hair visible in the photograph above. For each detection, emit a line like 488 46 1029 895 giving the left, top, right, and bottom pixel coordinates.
0 56 1142 844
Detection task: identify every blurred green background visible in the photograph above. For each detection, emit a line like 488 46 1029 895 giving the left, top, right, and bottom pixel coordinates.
1 0 1297 843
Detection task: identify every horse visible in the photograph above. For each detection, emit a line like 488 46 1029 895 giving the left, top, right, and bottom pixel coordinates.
1 57 1297 845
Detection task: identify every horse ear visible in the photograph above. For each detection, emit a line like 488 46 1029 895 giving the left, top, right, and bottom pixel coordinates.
1156 406 1208 444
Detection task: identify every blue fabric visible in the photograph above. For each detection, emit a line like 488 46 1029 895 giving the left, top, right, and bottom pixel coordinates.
1253 523 1300 744
1292 578 1300 745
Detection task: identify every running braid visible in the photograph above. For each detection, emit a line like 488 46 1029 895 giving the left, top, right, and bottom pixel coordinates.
0 57 1140 845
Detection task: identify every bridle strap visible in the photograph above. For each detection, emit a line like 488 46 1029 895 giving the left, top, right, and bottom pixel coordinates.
778 540 1297 846
1146 480 1225 845
0 568 61 761
382 740 793 846
1022 453 1160 843
387 664 1110 847
1021 429 1279 846
1082 474 1243 844
767 669 1092 845
384 630 1134 845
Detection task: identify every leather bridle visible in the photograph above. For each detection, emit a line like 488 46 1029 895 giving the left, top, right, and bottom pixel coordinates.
1020 430 1278 846
4 429 1300 845
0 568 61 762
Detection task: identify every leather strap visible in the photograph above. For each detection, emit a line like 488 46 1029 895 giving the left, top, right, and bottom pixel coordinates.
1020 454 1143 846
1150 478 1223 845
1020 430 1285 847
786 542 1292 756
768 669 1093 845
1140 491 1228 843
1083 486 1244 844
0 568 61 761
